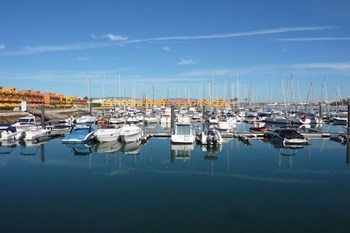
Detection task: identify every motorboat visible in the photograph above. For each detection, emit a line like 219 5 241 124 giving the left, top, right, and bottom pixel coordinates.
144 115 159 124
207 116 219 124
45 124 72 136
119 124 143 143
0 124 20 141
249 123 269 133
16 127 51 141
171 122 195 144
62 123 96 143
216 116 237 132
76 115 97 124
12 114 37 130
94 127 121 142
109 115 126 124
264 113 288 124
333 116 348 125
126 116 140 124
288 115 311 125
197 128 223 146
265 128 308 145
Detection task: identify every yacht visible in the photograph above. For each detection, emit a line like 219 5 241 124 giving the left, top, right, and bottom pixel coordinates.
171 122 195 144
12 114 37 131
95 127 121 142
119 124 143 143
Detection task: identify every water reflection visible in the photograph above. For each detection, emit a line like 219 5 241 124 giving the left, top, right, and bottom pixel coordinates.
120 141 142 155
170 143 194 162
0 141 16 155
65 143 94 156
95 140 121 154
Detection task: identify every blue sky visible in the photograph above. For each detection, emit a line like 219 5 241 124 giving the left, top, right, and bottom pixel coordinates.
0 0 350 103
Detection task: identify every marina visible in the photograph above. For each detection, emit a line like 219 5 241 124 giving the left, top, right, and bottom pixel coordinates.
1 106 350 233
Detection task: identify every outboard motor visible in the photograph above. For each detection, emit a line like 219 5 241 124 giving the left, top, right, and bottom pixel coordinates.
18 131 26 141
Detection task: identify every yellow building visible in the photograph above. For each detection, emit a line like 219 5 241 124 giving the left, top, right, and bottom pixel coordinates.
0 87 22 108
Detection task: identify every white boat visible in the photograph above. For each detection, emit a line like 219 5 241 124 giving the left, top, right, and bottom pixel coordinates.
171 122 195 144
333 116 348 125
207 116 219 124
126 116 140 124
0 124 20 141
95 127 121 142
12 114 37 131
197 128 223 146
216 116 237 131
119 124 143 143
144 115 159 124
265 128 308 145
288 115 311 125
109 115 126 124
76 115 97 124
160 108 171 124
16 127 51 141
45 124 72 136
264 113 288 124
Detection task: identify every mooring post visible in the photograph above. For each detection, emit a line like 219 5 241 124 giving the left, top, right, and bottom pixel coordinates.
41 102 45 128
171 104 175 134
41 144 45 163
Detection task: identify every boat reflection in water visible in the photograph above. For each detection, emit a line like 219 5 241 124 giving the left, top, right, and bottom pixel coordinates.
64 143 94 156
267 136 307 169
119 141 142 155
95 140 121 154
0 140 17 155
203 144 223 176
170 143 194 162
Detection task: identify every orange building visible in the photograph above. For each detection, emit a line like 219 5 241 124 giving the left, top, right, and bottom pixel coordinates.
0 86 87 110
18 90 45 107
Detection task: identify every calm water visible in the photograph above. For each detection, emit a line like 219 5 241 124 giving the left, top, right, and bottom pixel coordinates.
1 125 350 233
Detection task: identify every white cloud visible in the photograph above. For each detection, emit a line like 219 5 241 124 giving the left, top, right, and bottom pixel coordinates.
103 33 128 41
124 26 334 44
291 62 350 70
277 37 350 42
177 58 198 65
0 44 5 49
162 46 171 51
0 42 114 56
92 33 128 41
